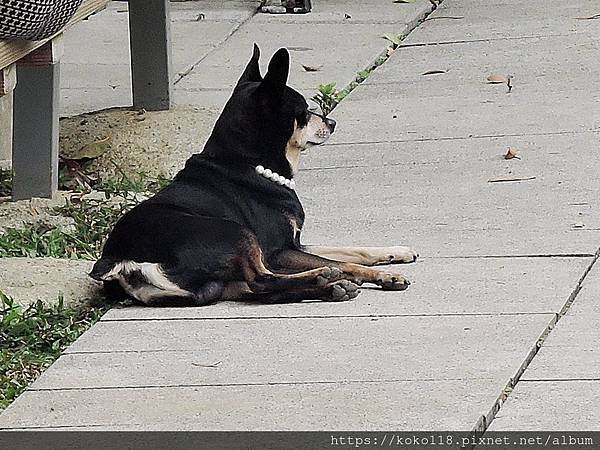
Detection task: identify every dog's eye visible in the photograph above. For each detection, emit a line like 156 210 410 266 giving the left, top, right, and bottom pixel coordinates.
296 110 310 126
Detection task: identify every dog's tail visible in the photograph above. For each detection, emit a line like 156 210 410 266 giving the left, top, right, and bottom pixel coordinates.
89 257 119 281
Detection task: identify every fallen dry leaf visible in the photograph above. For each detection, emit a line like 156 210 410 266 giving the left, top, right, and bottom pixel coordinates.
192 360 222 368
488 176 536 183
504 147 520 160
74 134 112 160
487 74 508 84
422 69 447 76
575 13 600 20
302 64 322 72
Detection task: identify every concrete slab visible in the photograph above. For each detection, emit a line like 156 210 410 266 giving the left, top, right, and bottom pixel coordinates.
0 379 495 430
407 0 600 44
329 89 598 146
373 34 600 88
304 130 600 171
486 261 600 430
0 258 97 308
324 29 600 145
295 138 600 257
519 263 600 380
102 256 589 320
27 314 552 389
328 83 599 147
488 380 600 431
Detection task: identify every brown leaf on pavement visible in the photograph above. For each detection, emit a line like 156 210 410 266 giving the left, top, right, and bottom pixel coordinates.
488 176 536 183
504 147 520 160
487 74 508 84
302 64 322 72
422 69 447 76
575 14 600 20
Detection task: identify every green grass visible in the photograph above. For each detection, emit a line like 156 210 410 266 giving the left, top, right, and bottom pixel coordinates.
0 290 106 410
96 171 170 196
0 172 171 260
0 195 135 260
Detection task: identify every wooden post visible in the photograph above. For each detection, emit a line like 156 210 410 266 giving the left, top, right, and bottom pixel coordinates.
12 39 62 200
128 0 173 111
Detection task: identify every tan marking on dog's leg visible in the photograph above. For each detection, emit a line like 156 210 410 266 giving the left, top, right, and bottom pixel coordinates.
303 245 418 266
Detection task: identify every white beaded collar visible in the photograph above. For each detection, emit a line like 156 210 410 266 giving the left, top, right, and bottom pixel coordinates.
255 165 295 190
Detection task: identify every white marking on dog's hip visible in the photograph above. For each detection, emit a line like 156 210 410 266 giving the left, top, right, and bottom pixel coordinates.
101 260 192 303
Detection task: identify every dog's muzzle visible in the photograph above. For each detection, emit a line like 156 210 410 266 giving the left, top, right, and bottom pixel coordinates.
309 111 336 133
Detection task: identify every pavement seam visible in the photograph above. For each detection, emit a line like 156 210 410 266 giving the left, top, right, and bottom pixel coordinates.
94 312 556 325
173 6 259 85
27 377 499 392
473 246 600 433
324 129 600 148
399 33 575 49
520 378 600 383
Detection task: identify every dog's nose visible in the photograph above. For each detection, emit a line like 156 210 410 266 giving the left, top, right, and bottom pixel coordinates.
325 117 336 133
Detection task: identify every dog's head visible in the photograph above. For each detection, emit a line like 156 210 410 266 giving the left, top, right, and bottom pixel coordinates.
203 45 336 178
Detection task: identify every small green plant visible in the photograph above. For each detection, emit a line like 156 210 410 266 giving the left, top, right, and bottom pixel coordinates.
0 291 106 410
311 82 344 116
382 32 404 47
356 69 372 83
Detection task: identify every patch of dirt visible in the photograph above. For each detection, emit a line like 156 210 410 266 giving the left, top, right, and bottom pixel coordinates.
0 258 101 308
0 105 219 231
60 104 220 180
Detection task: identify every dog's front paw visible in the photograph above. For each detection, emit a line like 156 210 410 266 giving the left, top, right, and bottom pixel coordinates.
376 272 410 290
385 246 419 264
321 279 360 302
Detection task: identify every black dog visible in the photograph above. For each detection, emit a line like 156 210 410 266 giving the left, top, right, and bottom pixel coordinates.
90 45 417 306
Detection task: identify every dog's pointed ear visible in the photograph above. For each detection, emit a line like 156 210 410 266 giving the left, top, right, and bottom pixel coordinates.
236 44 262 86
262 48 290 93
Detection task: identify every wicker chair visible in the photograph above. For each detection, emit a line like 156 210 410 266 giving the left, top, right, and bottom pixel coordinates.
0 0 83 40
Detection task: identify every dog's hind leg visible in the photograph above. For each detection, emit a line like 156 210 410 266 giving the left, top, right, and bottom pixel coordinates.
237 231 345 293
273 249 411 291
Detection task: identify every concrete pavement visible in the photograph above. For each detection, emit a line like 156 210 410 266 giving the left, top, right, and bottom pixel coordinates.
1 0 600 432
